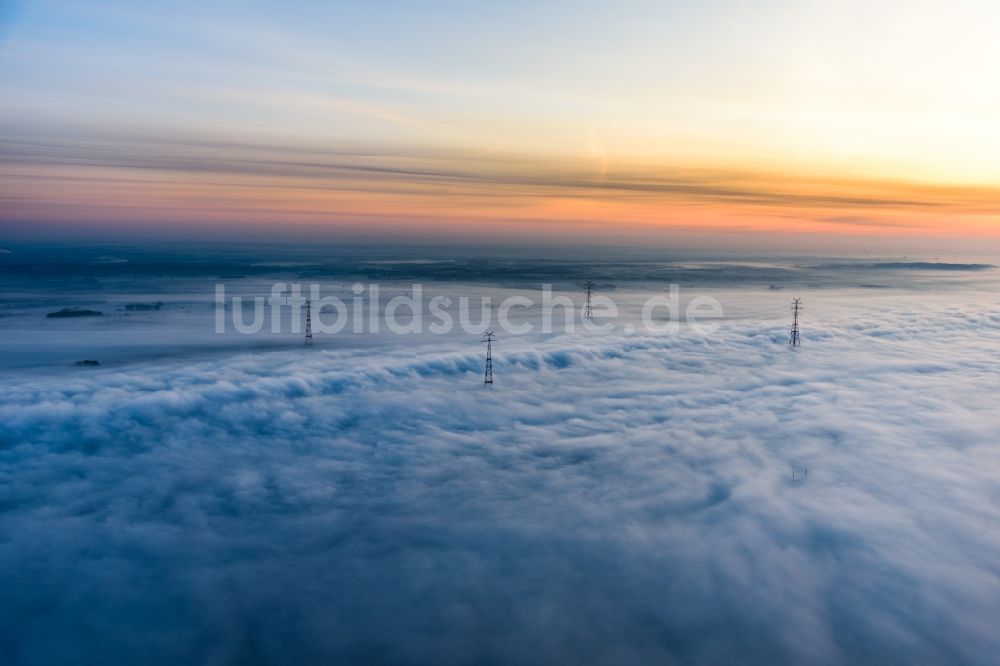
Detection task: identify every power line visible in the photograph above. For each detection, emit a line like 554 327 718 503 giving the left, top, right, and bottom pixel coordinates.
483 330 495 384
788 298 801 348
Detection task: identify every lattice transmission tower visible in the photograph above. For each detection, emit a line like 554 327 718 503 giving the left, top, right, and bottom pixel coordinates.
483 330 495 384
788 298 802 348
304 298 313 346
584 280 594 321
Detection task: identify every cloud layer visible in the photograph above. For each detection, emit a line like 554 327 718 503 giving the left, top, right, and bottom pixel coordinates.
2 298 1000 664
5 128 1000 243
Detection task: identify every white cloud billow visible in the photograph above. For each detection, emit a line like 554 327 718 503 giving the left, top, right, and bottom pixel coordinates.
1 298 1000 664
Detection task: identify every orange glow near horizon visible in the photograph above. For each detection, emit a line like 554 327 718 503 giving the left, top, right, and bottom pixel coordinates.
3 152 999 243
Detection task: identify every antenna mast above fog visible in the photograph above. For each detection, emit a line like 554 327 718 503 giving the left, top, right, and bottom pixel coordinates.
584 280 594 321
483 330 496 384
788 298 802 348
305 298 313 346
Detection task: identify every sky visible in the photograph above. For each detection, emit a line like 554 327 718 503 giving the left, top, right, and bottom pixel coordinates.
2 0 1000 249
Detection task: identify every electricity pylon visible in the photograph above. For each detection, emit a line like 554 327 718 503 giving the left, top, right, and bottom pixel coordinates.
483 330 495 384
305 298 313 346
584 280 594 321
788 298 801 348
